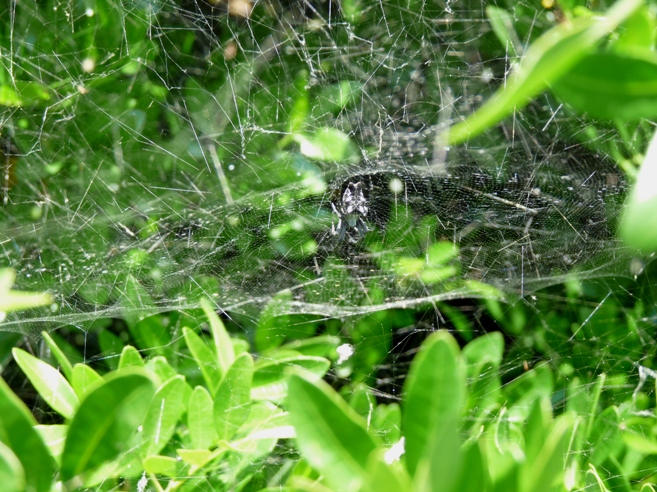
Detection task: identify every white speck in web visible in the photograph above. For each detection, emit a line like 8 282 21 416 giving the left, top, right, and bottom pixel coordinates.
85 8 94 17
336 343 354 364
137 471 148 492
384 437 405 464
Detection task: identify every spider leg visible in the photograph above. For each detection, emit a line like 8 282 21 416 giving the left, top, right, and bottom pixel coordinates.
356 217 368 238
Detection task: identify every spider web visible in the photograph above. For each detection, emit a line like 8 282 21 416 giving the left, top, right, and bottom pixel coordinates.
4 0 657 489
0 0 644 335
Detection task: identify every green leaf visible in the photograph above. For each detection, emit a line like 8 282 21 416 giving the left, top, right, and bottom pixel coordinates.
41 331 74 381
141 376 189 456
287 373 379 492
278 335 341 359
551 51 657 120
188 386 219 449
177 448 214 468
143 455 184 478
523 397 553 467
0 441 25 492
413 411 461 492
12 347 79 419
214 352 254 441
183 326 222 395
0 377 54 492
0 269 53 312
60 371 155 481
614 6 655 51
201 298 235 381
118 345 144 369
622 433 657 454
402 331 466 477
71 364 103 398
448 0 644 144
252 355 331 401
585 463 611 492
97 329 124 371
520 413 575 492
293 128 357 162
485 6 522 56
35 424 67 462
620 128 657 252
363 449 412 492
454 442 489 492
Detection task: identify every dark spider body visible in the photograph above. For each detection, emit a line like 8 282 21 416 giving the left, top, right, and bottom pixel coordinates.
331 182 369 242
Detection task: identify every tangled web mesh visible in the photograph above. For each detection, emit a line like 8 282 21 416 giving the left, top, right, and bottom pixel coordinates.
0 0 644 336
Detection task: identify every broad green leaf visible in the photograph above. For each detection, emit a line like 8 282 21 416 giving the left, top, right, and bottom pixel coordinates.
293 128 357 162
118 345 144 369
183 326 222 394
71 364 103 398
448 0 644 144
520 413 575 492
60 371 155 481
41 331 74 380
0 440 25 492
614 6 655 51
552 51 657 120
35 424 67 463
12 347 79 419
287 373 379 492
214 352 254 441
0 377 54 492
141 376 189 456
620 128 657 252
622 433 657 454
143 455 184 478
177 448 214 468
278 335 341 359
372 403 402 445
188 386 218 449
402 331 465 477
252 355 331 401
363 449 412 492
413 397 462 492
145 356 178 382
454 442 489 492
97 329 124 370
201 298 235 380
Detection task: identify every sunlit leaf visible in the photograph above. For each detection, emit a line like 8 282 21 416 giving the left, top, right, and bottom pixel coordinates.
12 347 79 419
287 373 379 492
60 371 155 481
214 352 254 441
188 386 218 449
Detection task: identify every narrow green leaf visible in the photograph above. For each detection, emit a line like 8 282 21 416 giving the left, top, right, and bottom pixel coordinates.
486 6 522 56
118 345 144 369
201 298 235 380
520 413 576 492
641 484 657 492
0 377 55 492
12 347 79 419
402 331 465 477
183 326 222 394
41 331 74 381
214 352 254 441
143 455 184 478
71 364 103 398
552 51 657 120
188 386 218 449
60 371 155 481
278 335 341 358
287 373 379 492
141 376 189 456
524 397 553 467
448 0 644 144
585 463 611 492
0 441 25 492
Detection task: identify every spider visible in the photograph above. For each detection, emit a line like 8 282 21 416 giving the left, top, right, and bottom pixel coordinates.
331 181 369 242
